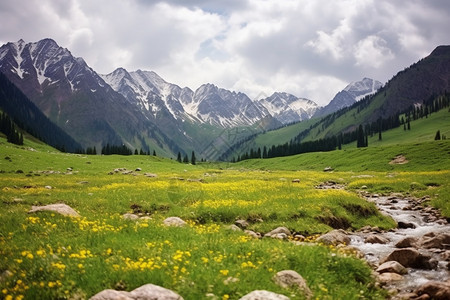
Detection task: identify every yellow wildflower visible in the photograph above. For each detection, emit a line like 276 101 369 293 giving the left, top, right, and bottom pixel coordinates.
220 269 229 276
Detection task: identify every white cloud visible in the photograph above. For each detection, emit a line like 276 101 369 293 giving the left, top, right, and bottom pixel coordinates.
354 35 394 68
0 0 449 106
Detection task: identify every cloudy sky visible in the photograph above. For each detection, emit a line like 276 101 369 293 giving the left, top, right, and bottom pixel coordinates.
1 0 449 105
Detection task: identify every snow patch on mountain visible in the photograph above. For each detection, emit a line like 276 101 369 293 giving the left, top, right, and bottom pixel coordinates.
344 77 382 101
314 78 382 118
258 92 319 124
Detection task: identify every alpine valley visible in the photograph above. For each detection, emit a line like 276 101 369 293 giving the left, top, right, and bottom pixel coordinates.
1 38 449 160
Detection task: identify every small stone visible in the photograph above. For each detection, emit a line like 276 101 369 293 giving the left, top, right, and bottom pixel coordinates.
44 185 52 189
365 234 389 244
28 203 80 217
292 179 300 183
271 233 288 240
415 281 450 300
145 173 158 178
294 234 305 241
89 289 133 300
235 219 249 229
376 261 407 275
244 230 261 239
264 226 291 238
130 284 184 300
382 248 420 268
420 233 450 249
67 167 73 171
223 276 239 285
122 213 139 221
395 237 419 248
163 217 187 227
323 167 333 172
135 168 142 171
378 272 404 284
317 229 350 246
228 225 242 231
239 290 290 300
273 270 312 299
0 270 13 282
395 293 418 300
398 221 416 229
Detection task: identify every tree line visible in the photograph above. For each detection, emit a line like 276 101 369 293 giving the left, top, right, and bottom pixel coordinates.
233 93 449 162
0 112 23 145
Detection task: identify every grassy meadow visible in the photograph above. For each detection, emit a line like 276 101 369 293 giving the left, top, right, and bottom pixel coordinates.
0 136 449 299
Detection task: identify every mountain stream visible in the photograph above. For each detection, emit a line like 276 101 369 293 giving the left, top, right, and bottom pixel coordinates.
349 193 450 295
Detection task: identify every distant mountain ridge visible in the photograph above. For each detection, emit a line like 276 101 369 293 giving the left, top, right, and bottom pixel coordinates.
315 78 382 118
0 38 185 156
101 68 319 127
1 38 315 157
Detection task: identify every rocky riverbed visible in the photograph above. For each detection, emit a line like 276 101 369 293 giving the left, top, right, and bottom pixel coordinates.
350 192 450 299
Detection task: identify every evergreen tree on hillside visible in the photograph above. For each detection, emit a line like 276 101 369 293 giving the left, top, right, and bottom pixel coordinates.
435 130 441 140
262 146 268 158
183 154 189 163
0 112 23 146
177 152 182 163
191 151 196 165
357 125 365 148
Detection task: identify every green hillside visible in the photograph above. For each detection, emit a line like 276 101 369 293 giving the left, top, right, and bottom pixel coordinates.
1 128 449 299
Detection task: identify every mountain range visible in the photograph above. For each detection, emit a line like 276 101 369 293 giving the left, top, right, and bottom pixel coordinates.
0 38 388 159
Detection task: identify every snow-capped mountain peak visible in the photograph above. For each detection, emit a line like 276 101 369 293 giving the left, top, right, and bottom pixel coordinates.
0 38 102 93
314 77 383 118
344 77 382 101
258 92 320 124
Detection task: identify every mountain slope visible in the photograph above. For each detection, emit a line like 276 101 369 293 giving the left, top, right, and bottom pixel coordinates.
314 45 450 138
221 46 450 159
314 78 382 118
0 39 184 155
0 72 82 152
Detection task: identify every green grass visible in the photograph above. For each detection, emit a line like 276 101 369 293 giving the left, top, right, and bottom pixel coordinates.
1 135 449 299
362 109 450 147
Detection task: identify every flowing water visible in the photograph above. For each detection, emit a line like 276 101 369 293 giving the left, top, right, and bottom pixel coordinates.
349 194 450 293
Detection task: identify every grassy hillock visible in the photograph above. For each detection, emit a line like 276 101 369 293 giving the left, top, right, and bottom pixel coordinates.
1 135 448 299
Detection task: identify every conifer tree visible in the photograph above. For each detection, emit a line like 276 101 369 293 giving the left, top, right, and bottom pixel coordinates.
357 125 365 148
191 151 196 165
262 146 268 158
435 130 441 140
177 152 182 163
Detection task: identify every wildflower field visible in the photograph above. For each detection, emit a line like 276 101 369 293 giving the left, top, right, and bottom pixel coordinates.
0 139 449 299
